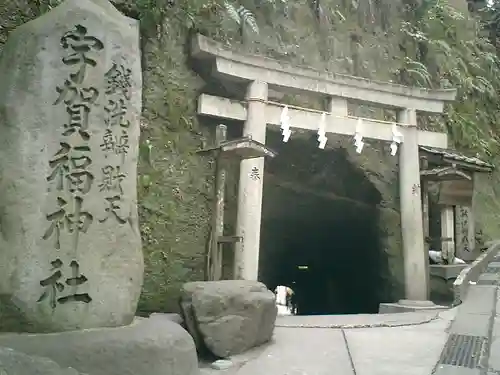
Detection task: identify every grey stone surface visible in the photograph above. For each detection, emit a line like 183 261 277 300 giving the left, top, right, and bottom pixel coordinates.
0 0 143 332
433 365 480 375
345 317 451 375
449 313 490 336
458 285 496 315
488 337 500 371
432 257 500 374
210 359 234 370
488 317 500 371
181 280 277 358
478 273 500 283
492 316 500 336
0 347 83 375
453 243 500 305
0 315 198 375
236 327 355 375
200 309 455 375
150 312 183 325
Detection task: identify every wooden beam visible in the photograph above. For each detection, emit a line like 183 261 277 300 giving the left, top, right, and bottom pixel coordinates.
420 167 472 181
198 94 448 148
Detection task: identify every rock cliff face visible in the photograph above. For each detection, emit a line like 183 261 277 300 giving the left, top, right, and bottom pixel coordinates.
1 0 499 313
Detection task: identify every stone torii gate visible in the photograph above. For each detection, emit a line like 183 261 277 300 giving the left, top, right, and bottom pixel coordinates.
192 34 457 302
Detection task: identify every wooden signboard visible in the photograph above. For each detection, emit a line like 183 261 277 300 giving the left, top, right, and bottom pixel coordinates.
437 179 474 206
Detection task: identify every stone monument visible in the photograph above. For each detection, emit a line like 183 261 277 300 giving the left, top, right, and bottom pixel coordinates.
0 2 199 375
0 0 143 332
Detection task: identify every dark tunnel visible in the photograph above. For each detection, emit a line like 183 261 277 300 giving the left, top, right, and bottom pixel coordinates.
259 130 387 315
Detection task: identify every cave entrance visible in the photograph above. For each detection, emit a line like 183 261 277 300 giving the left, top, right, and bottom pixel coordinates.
259 130 385 315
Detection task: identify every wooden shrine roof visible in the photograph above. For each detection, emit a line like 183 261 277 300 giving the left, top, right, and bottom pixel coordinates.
419 146 494 173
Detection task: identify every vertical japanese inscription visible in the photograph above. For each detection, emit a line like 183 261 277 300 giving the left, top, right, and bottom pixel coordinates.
100 62 131 162
460 207 470 252
98 60 132 225
40 25 102 309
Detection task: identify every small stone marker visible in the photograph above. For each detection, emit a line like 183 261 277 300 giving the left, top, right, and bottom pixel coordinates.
455 206 476 261
210 359 233 370
0 0 143 332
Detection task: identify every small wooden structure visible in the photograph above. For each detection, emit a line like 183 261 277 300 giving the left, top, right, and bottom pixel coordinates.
197 126 277 281
420 146 494 264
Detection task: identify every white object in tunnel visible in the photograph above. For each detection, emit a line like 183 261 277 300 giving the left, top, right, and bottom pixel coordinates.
275 285 294 316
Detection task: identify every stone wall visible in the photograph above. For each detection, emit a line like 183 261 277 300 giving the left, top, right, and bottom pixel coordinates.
0 0 498 312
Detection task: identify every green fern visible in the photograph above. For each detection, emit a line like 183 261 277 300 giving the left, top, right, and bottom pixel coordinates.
402 58 433 87
223 1 259 35
398 0 500 155
429 39 452 56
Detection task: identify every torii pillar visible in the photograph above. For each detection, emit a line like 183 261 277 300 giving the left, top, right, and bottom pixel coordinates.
234 81 268 280
398 109 428 301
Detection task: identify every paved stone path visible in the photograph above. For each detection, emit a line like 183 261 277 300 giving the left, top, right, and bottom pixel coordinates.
433 254 500 375
198 245 500 375
200 310 455 375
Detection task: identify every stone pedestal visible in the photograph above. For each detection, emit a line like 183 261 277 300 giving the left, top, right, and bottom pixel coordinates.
0 347 82 375
429 264 467 305
0 315 198 375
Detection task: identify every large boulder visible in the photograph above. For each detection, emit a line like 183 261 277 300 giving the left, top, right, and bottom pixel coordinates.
0 347 83 375
180 280 277 358
0 314 199 375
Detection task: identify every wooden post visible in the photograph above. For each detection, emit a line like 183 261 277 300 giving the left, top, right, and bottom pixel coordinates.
421 157 430 248
420 156 431 297
208 124 227 281
441 206 455 264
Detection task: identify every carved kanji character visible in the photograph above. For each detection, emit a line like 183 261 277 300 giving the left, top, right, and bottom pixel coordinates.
98 165 126 194
99 195 127 225
37 258 64 309
59 24 104 84
104 98 130 128
105 63 132 100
